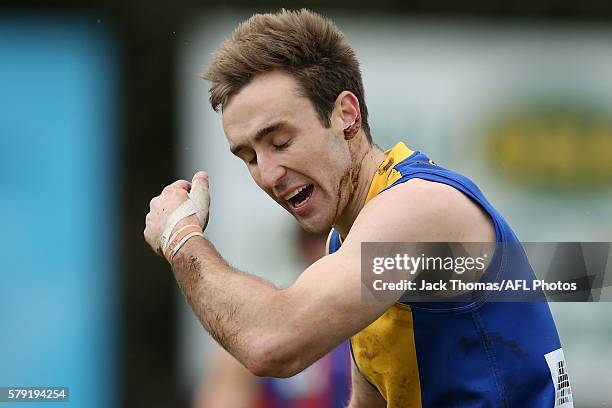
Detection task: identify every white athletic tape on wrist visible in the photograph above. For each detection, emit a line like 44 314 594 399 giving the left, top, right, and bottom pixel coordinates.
160 200 196 252
170 232 204 260
163 224 201 260
159 179 209 253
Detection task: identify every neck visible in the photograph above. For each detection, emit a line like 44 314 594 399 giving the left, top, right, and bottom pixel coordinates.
333 141 386 238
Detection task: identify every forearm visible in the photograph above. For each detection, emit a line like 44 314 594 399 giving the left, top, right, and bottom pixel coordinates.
144 173 326 375
170 234 291 373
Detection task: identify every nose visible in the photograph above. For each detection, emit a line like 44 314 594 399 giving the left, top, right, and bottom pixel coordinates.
257 152 285 191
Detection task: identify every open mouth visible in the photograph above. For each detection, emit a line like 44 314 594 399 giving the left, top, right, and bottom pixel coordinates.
285 184 314 209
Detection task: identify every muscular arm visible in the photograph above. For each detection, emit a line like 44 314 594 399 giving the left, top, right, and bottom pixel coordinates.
171 237 271 364
171 233 391 377
156 177 495 378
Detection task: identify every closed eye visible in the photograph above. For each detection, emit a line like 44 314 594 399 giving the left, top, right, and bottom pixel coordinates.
273 140 291 151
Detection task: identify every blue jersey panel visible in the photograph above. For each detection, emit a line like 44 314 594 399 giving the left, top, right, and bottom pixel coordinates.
391 152 561 407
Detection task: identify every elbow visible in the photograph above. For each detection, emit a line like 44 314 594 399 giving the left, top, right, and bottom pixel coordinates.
244 333 306 378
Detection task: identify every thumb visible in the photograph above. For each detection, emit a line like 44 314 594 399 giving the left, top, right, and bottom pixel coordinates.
192 170 208 183
189 171 210 227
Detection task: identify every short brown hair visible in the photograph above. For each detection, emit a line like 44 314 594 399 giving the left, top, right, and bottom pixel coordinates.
202 9 372 143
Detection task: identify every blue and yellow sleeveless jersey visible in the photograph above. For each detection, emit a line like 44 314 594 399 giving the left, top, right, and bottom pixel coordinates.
327 142 572 407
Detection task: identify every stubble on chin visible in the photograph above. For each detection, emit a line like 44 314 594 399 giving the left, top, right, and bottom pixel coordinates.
301 170 358 236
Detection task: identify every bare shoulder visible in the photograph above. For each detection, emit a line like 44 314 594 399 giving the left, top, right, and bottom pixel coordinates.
344 178 495 246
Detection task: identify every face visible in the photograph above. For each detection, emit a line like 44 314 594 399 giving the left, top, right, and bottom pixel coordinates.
222 71 356 233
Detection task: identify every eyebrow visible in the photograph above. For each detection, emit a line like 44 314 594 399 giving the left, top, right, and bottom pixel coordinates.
230 121 289 155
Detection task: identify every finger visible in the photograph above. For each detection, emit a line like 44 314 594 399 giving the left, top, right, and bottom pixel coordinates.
193 171 208 181
163 179 192 194
190 171 210 226
191 172 209 197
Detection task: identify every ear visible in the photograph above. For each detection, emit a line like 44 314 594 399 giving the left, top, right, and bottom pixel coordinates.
334 91 360 130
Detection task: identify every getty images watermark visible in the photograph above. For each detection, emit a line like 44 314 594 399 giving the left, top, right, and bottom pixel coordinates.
361 242 612 303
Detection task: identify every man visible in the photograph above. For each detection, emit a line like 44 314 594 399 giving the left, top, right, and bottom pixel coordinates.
145 9 571 407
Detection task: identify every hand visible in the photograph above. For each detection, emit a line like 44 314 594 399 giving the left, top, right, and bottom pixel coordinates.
144 171 210 257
